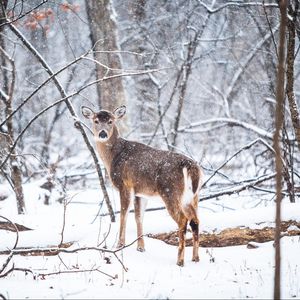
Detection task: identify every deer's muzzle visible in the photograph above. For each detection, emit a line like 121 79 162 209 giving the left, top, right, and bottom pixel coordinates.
99 130 108 140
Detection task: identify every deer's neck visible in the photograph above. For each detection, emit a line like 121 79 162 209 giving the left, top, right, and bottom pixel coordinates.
96 126 121 174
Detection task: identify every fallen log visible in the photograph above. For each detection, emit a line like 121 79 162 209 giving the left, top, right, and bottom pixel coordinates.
0 221 32 232
148 220 300 248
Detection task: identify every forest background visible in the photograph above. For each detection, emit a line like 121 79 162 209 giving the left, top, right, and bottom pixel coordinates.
0 1 300 299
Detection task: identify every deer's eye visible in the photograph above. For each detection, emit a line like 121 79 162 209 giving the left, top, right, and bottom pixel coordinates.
94 119 99 124
107 120 113 125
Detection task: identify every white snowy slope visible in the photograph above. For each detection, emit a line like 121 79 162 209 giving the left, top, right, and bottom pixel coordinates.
0 184 299 299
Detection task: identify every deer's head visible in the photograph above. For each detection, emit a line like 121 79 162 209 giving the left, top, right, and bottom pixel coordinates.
81 105 126 142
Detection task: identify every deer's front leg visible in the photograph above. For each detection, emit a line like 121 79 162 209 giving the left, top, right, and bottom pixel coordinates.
134 196 147 252
117 188 132 248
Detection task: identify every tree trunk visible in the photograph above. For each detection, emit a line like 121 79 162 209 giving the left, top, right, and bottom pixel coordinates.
286 1 300 150
170 13 211 149
273 1 287 299
4 60 26 215
0 1 26 214
85 0 127 117
0 0 8 120
6 86 26 214
170 39 196 149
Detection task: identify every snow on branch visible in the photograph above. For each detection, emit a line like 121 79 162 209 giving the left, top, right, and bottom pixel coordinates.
197 1 278 14
177 117 273 140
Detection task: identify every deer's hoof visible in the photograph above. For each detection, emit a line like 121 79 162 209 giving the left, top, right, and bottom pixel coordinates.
137 246 145 252
177 260 184 267
117 242 124 249
192 256 200 262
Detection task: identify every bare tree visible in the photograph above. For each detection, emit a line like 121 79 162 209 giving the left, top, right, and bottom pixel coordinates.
273 1 288 299
0 0 8 124
286 0 300 149
85 0 127 117
0 0 25 214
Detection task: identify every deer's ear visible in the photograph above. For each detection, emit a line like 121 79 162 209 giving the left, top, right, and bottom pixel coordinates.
113 105 126 119
81 106 94 119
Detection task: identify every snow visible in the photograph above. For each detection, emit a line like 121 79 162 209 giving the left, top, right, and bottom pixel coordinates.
0 183 300 299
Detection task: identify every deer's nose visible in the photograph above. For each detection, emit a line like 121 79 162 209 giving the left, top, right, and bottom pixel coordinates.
99 130 108 139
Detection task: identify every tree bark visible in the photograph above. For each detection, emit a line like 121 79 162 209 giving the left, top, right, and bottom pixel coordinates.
5 72 26 214
285 1 300 150
273 1 287 299
85 0 127 115
0 0 8 119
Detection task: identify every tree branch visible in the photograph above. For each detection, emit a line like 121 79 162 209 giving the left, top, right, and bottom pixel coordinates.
177 117 274 140
0 216 19 277
197 1 278 14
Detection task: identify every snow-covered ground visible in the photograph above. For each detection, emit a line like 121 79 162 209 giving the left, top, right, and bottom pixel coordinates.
0 183 300 299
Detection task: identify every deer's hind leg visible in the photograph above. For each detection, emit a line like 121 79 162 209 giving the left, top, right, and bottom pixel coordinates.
134 196 147 252
162 191 188 266
190 218 199 262
177 212 188 267
183 195 200 262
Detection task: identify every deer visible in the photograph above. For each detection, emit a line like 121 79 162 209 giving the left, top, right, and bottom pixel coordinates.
81 105 203 266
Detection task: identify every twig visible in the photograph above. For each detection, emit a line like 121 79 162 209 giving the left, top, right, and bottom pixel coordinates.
0 235 143 256
0 265 34 278
38 268 116 280
0 293 7 300
97 223 111 247
0 0 48 28
262 0 278 59
113 252 128 272
0 216 19 276
59 196 68 247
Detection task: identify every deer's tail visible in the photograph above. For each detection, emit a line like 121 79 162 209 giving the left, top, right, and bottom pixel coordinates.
180 160 202 221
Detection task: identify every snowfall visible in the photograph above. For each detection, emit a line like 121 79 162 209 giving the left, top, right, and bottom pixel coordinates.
0 179 300 299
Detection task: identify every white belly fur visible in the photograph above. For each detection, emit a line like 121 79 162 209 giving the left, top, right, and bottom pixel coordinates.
135 193 162 202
